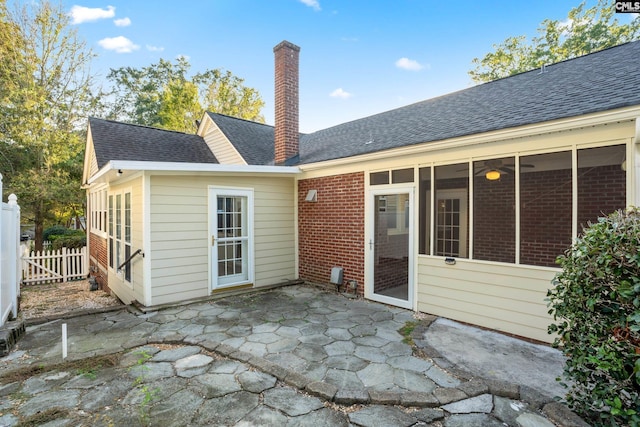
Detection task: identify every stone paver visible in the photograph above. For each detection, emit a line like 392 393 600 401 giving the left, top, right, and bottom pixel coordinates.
0 284 587 426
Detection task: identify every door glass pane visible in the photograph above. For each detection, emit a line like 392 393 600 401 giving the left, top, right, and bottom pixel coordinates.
216 195 249 286
373 194 409 301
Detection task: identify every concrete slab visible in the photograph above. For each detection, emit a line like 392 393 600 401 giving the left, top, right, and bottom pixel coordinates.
423 318 568 399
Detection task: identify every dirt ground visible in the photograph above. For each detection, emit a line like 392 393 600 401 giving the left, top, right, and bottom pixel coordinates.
19 280 122 320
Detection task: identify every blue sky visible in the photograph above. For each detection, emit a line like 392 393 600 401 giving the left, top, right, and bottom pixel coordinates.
55 0 630 133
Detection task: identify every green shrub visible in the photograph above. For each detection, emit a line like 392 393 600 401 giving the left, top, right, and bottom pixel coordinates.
43 225 69 241
50 233 86 250
44 226 86 250
547 207 640 427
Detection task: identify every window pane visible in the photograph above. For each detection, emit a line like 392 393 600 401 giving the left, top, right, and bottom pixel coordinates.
115 194 122 271
418 167 431 255
116 195 121 239
109 238 113 269
370 171 389 185
473 157 515 263
577 145 626 233
392 168 414 183
125 193 131 243
108 195 113 236
434 163 469 258
124 245 131 282
520 151 572 267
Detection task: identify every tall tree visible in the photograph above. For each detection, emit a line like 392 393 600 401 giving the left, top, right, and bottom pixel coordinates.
196 69 265 123
469 0 640 83
157 79 201 132
107 58 265 132
0 0 97 250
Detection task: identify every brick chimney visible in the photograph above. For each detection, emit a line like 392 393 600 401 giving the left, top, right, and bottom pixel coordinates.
274 41 300 165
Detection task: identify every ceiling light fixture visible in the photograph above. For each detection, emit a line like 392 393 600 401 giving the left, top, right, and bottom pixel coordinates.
485 170 501 181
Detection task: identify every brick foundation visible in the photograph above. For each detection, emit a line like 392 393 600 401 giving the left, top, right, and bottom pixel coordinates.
89 232 109 292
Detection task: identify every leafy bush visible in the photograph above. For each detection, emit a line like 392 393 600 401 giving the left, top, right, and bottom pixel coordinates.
547 207 640 427
50 233 86 250
43 225 69 241
44 226 86 249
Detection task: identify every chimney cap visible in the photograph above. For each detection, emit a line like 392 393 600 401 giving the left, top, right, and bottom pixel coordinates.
274 40 300 53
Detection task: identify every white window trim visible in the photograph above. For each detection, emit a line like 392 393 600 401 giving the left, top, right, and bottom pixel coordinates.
89 186 108 237
109 188 133 287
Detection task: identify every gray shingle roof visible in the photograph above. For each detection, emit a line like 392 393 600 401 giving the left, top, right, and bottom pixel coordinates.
90 41 640 169
89 117 218 169
205 113 276 165
299 40 640 164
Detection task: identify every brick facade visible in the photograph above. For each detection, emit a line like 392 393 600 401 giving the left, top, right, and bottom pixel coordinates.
89 232 109 292
577 164 626 230
473 174 516 263
298 172 365 294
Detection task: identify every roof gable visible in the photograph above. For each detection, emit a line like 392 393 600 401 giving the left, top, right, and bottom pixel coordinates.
88 118 218 170
206 113 277 165
199 113 247 165
299 40 640 164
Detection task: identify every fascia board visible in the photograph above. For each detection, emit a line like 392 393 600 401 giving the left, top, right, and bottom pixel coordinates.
88 161 300 185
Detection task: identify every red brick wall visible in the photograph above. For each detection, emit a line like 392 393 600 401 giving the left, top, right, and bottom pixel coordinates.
89 232 109 291
473 174 516 263
298 172 365 294
577 164 626 231
520 168 573 267
519 164 626 267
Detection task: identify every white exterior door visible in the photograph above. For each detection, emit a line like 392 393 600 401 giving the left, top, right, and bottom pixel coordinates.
209 187 254 291
366 187 414 309
435 189 468 258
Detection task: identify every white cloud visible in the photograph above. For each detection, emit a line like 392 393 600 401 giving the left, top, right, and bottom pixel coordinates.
114 17 131 27
300 0 321 11
146 45 164 52
98 36 140 53
69 5 115 24
395 57 424 71
330 88 352 99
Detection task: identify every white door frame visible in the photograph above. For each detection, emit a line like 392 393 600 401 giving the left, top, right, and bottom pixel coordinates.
365 186 414 309
208 186 254 292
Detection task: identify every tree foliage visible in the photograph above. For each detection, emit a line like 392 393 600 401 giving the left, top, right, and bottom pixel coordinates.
106 58 265 133
0 0 96 250
548 208 640 426
470 0 640 83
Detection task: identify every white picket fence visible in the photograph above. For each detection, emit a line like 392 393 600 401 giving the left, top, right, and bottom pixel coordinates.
0 175 20 327
21 246 87 285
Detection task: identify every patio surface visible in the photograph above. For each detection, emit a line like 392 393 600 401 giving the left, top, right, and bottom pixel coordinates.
0 284 587 426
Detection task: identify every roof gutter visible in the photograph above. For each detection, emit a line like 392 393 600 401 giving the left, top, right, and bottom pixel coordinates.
87 161 301 185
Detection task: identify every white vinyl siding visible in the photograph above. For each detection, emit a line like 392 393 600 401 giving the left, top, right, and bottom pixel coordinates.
202 122 246 165
149 174 295 306
417 257 556 342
